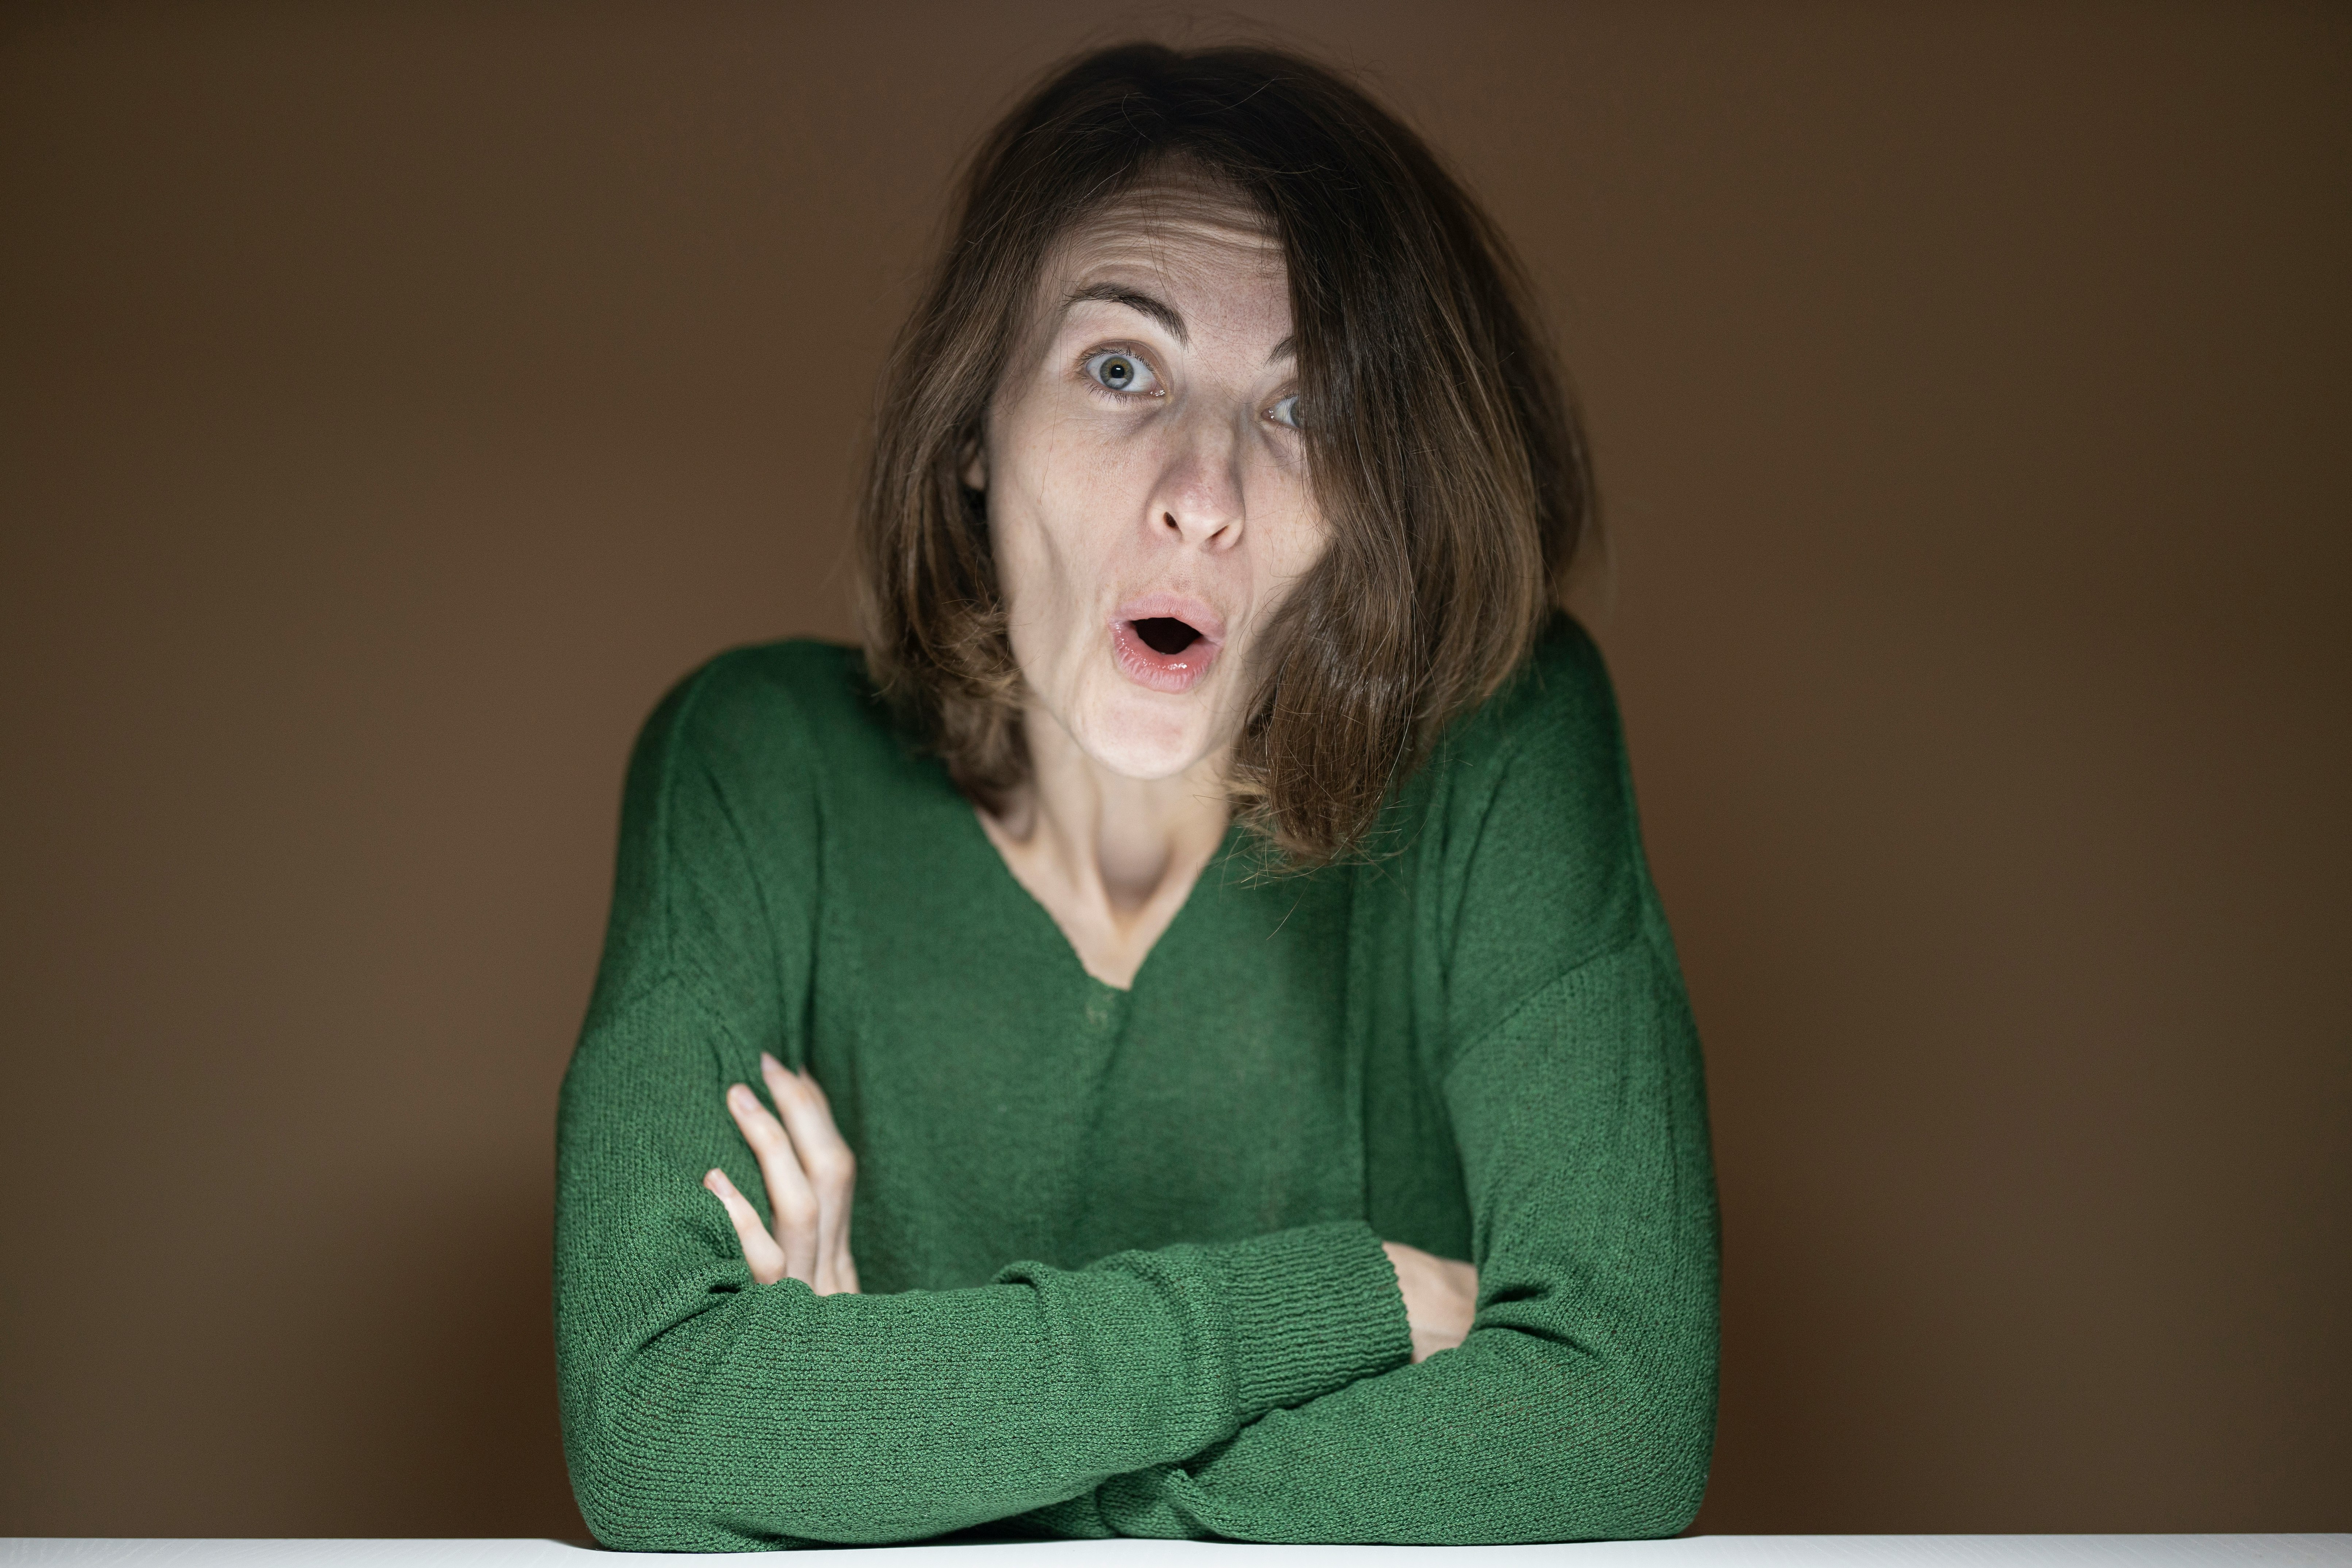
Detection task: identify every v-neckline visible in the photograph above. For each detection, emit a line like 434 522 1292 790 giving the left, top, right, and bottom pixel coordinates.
960 802 1235 997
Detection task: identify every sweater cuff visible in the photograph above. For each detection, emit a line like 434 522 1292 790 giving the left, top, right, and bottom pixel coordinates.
1207 1220 1412 1422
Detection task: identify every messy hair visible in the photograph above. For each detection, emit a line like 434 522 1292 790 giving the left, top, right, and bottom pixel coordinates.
857 42 1592 862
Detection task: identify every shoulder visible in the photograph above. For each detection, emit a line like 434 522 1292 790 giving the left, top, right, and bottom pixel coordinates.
614 638 903 897
1443 613 1625 789
631 638 893 789
1420 614 1636 866
608 640 889 946
591 643 876 1031
643 638 875 751
1422 615 1654 1040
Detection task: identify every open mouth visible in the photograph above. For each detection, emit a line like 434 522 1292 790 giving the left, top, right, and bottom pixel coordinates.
1132 617 1203 656
1110 602 1224 694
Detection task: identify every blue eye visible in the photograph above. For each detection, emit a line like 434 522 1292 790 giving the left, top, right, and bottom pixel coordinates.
1268 393 1303 429
1084 350 1160 396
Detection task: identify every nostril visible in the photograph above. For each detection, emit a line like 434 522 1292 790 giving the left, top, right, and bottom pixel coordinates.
1133 618 1201 655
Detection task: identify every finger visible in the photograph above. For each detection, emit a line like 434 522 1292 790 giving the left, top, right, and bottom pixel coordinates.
726 1081 818 1286
761 1058 857 1205
702 1168 787 1285
815 1172 859 1297
826 1227 861 1297
761 1056 856 1280
827 1142 859 1297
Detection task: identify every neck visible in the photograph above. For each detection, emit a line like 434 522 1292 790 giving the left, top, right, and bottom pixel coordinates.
995 707 1231 920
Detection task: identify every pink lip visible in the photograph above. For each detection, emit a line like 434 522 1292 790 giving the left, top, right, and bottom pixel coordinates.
1110 594 1226 694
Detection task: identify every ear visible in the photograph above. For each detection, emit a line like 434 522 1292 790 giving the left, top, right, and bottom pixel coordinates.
959 428 987 492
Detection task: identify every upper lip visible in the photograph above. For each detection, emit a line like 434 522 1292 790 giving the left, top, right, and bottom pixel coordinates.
1113 592 1227 643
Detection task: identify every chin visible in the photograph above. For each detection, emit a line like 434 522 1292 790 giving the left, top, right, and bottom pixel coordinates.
1064 695 1215 781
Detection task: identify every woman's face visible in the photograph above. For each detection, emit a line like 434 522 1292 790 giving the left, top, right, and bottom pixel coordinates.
975 181 1329 782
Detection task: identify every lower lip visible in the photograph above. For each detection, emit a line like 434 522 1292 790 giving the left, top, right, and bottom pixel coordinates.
1111 620 1222 694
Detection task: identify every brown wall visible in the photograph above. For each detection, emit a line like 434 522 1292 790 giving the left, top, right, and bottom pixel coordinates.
2 0 2344 1539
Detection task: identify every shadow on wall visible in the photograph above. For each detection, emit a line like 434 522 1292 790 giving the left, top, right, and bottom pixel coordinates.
334 1182 587 1539
14 1174 587 1539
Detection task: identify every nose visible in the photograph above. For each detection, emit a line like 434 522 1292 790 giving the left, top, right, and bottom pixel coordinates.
1147 408 1245 551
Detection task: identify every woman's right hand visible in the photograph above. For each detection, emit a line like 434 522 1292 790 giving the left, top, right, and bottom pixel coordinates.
703 1053 861 1295
1383 1240 1477 1362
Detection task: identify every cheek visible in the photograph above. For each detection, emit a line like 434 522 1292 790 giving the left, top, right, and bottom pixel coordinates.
1252 467 1333 598
995 417 1158 595
989 498 1070 678
988 422 1120 673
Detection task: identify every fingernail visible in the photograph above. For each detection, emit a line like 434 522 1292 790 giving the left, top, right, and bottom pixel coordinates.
728 1083 752 1108
761 1052 782 1072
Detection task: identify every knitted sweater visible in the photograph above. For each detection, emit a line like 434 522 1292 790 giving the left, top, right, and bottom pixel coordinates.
553 616 1719 1549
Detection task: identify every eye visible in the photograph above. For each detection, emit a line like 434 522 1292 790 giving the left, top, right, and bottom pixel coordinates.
1266 393 1303 430
1084 349 1161 397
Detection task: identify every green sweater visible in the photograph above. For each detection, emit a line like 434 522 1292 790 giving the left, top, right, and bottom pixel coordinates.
554 616 1719 1549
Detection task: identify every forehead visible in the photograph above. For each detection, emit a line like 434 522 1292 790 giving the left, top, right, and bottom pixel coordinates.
1044 180 1287 318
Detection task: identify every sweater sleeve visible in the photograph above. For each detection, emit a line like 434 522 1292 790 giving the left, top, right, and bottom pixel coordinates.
1022 631 1721 1544
553 652 1412 1550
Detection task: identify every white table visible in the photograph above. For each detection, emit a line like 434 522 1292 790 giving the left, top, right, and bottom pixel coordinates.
2 1540 2344 1567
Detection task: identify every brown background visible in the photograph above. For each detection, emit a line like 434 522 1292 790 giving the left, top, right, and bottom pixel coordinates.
1 0 2345 1541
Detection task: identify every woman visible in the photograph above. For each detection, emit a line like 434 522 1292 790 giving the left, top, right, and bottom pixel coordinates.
555 42 1718 1549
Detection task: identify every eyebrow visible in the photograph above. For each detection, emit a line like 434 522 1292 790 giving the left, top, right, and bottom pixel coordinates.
1064 284 1299 367
1065 283 1187 344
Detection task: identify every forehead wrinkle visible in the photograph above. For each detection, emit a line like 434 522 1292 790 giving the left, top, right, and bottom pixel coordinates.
1063 282 1187 344
1019 184 1290 387
1095 174 1274 250
1051 182 1280 308
1073 216 1279 289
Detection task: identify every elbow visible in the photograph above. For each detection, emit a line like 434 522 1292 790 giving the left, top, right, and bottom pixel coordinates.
571 1483 682 1554
1609 1428 1712 1540
560 1344 923 1550
1557 1301 1719 1540
560 1368 780 1553
1508 1329 1715 1541
1582 1379 1716 1540
576 1502 728 1555
568 1420 778 1553
563 1414 711 1553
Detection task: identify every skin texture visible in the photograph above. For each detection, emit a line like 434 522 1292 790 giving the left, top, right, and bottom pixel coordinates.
971 179 1322 993
707 180 1477 1360
704 1055 859 1297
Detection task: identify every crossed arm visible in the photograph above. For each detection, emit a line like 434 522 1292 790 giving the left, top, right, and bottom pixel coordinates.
559 634 1719 1547
558 943 1715 1548
701 1051 1479 1357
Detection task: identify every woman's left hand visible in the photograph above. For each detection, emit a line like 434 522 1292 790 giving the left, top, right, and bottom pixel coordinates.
1383 1240 1477 1362
703 1052 861 1295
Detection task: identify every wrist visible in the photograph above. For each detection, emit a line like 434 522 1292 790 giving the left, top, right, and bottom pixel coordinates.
1212 1220 1412 1419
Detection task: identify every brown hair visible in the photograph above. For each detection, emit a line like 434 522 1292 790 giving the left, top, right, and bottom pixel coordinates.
857 42 1592 862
